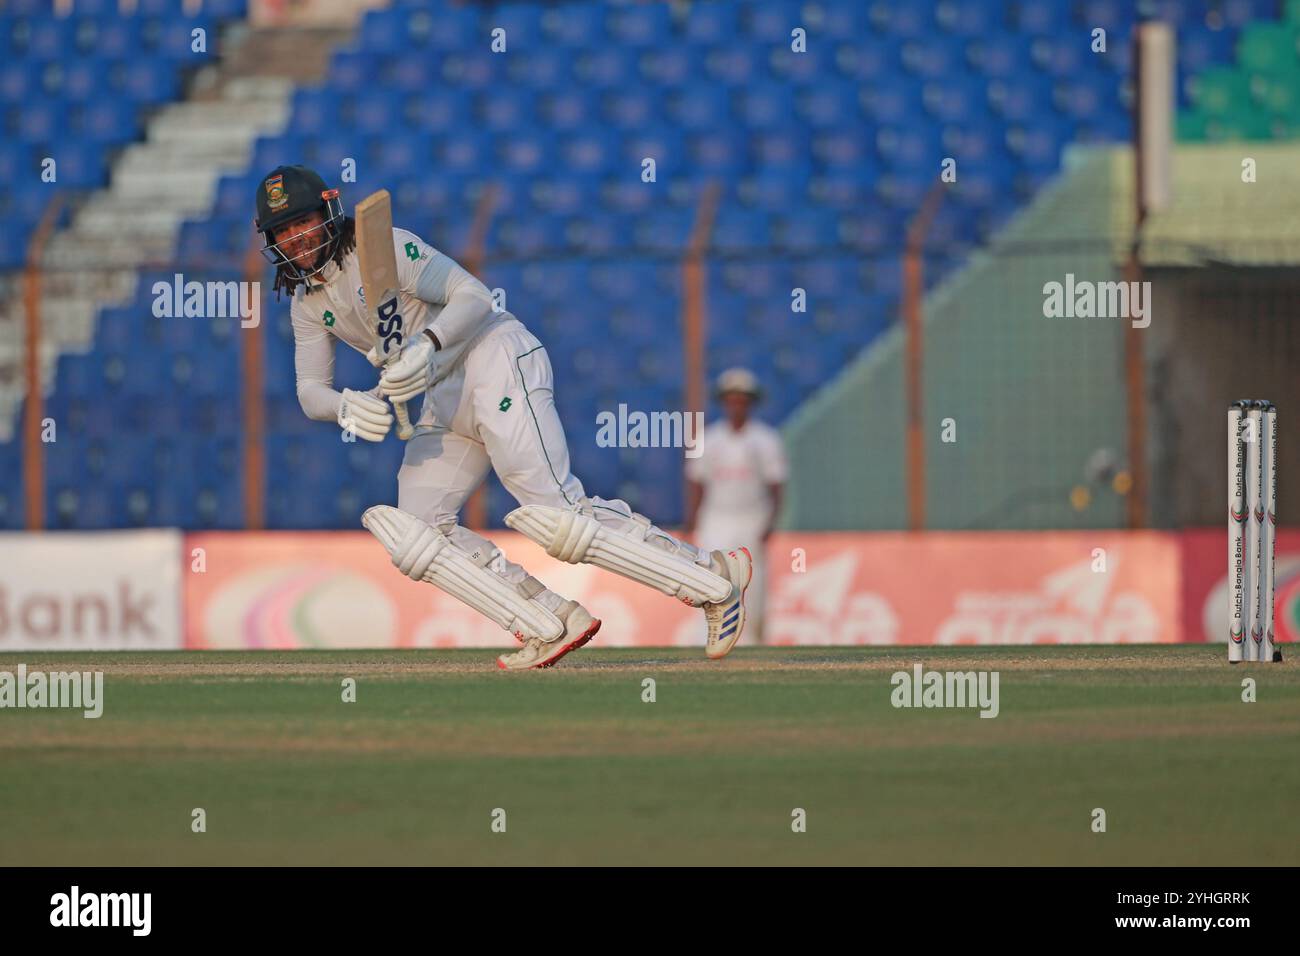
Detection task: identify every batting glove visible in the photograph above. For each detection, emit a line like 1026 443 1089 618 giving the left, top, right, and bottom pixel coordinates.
378 334 435 404
338 387 393 442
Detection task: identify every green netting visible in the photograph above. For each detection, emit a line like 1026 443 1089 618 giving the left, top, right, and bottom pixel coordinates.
1177 110 1210 141
1192 67 1253 116
780 150 1130 531
1253 69 1300 114
781 144 1300 532
1237 22 1299 74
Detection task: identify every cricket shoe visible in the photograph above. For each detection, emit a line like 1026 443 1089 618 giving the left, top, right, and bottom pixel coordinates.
704 547 752 660
498 600 601 671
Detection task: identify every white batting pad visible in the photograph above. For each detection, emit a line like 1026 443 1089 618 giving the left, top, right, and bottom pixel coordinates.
505 503 731 606
363 506 564 642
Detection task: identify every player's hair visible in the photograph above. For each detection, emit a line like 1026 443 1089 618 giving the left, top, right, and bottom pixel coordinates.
273 216 356 300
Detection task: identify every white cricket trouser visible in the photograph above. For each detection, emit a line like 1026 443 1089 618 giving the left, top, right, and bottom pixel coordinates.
396 320 710 595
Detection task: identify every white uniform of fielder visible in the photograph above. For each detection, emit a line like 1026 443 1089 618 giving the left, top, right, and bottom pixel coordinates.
686 385 788 642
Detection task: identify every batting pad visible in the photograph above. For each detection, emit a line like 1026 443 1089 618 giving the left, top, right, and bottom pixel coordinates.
505 504 732 606
363 506 565 642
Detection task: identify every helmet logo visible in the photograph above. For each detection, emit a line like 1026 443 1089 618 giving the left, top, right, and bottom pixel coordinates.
265 174 288 210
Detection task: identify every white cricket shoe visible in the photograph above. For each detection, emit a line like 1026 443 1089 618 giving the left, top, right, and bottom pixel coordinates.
704 547 752 660
497 600 601 671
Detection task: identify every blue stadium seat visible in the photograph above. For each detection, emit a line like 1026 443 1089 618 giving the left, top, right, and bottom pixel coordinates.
507 47 571 88
902 35 966 78
987 79 1052 122
812 128 874 169
967 34 1036 78
59 58 108 102
291 87 336 136
357 6 406 54
23 18 71 59
667 85 731 130
478 88 537 131
437 133 491 175
491 212 559 257
406 93 469 133
538 88 598 130
403 4 478 51
1011 0 1074 34
622 128 686 178
937 0 1004 35
632 208 693 254
862 84 926 124
712 209 771 253
78 97 140 144
17 96 62 141
330 50 372 94
683 2 739 43
85 16 140 58
703 45 760 85
352 89 405 135
0 61 41 102
875 125 943 167
561 129 617 175
491 2 545 43
119 60 179 104
542 3 604 46
736 83 797 130
605 2 672 46
869 3 939 38
922 74 985 122
600 87 659 129
156 17 214 60
774 209 840 253
51 141 107 188
1031 34 1090 78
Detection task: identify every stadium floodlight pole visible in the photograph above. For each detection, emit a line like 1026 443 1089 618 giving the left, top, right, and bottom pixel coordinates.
903 181 945 532
1125 20 1175 529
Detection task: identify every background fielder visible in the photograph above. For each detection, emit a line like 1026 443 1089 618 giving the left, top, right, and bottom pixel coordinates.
686 368 788 644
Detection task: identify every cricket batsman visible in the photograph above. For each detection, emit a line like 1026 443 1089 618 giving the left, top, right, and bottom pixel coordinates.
254 165 752 669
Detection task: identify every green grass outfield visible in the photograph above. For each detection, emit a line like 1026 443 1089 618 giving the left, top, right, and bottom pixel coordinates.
0 646 1296 866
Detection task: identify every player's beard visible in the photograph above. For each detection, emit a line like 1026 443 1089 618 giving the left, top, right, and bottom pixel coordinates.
287 231 335 280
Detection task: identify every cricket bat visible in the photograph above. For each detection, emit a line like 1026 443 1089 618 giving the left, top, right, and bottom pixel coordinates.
355 189 415 440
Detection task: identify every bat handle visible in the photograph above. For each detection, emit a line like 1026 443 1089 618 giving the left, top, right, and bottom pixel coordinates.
393 399 414 441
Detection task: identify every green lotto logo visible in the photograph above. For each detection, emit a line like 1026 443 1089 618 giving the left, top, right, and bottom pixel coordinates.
323 310 335 327
376 296 404 356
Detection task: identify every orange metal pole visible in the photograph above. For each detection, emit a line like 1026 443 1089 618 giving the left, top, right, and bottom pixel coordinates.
903 183 945 532
22 196 63 531
683 182 721 509
242 230 266 530
460 183 499 531
1126 30 1150 529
